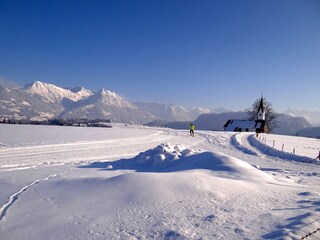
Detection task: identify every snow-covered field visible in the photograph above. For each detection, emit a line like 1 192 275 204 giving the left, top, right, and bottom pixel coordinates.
256 134 319 159
0 124 319 240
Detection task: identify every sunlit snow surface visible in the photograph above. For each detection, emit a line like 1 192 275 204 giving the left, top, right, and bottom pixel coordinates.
0 124 319 240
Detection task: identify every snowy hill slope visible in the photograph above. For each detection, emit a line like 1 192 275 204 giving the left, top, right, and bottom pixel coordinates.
0 124 319 239
298 126 320 138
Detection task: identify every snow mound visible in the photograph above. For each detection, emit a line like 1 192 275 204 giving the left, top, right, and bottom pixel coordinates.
109 143 273 182
134 143 197 167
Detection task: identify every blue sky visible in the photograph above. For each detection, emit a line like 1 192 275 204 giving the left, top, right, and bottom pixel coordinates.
0 0 319 111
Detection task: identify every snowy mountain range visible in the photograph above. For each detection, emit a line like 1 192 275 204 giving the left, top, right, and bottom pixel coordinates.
0 81 213 123
297 127 320 138
133 102 217 122
283 109 320 126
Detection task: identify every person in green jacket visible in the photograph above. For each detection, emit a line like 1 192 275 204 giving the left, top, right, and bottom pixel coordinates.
189 123 195 137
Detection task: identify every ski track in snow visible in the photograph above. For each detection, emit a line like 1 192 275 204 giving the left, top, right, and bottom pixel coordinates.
228 132 319 165
197 131 320 184
230 133 259 156
227 132 320 182
0 173 63 223
197 132 232 149
0 130 175 171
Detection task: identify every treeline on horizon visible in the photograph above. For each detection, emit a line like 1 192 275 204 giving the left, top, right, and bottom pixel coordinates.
0 117 112 128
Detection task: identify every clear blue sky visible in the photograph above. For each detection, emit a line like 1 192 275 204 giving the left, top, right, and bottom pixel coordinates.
0 0 319 111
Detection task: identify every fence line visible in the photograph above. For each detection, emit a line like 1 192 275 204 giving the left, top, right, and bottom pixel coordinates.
257 136 300 156
300 227 320 239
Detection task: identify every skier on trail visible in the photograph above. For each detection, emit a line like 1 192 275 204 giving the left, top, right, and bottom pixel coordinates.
316 151 320 160
189 123 195 137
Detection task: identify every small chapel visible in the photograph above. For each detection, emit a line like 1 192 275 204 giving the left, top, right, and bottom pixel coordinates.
255 96 269 133
223 96 269 133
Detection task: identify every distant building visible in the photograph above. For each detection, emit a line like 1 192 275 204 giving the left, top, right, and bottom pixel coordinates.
223 119 261 132
224 96 268 133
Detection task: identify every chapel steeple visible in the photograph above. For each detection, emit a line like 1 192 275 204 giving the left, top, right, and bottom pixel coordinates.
257 96 265 121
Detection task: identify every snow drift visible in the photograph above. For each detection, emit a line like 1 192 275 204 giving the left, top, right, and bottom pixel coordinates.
90 143 273 182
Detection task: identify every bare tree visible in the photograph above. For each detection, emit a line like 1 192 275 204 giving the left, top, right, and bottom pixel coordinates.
246 97 278 132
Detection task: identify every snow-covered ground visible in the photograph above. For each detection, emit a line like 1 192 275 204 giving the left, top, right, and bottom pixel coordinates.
0 124 319 240
256 133 319 159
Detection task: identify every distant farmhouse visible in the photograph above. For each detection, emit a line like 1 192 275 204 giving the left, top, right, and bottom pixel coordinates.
224 97 269 133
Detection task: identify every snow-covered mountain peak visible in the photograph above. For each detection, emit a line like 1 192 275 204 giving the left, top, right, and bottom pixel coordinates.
25 81 93 103
25 81 51 90
95 88 135 108
100 88 116 96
